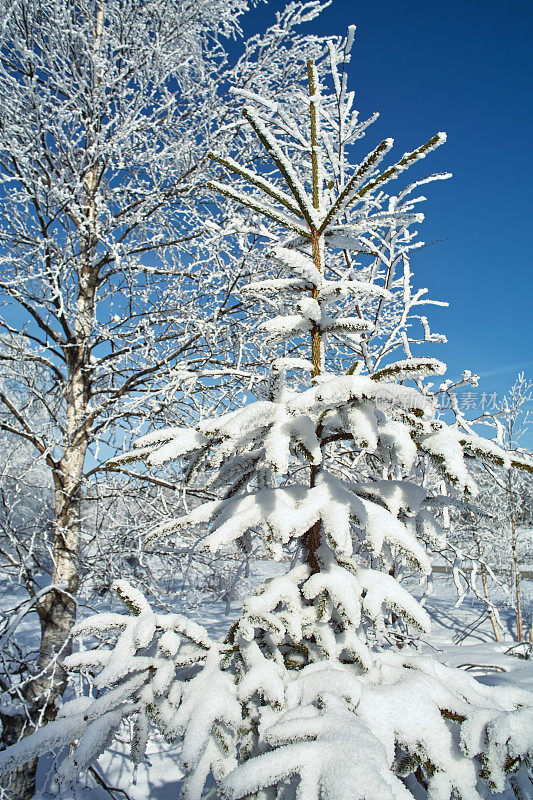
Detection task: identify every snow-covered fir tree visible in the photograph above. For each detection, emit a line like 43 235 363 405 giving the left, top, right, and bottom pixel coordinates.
1 29 532 800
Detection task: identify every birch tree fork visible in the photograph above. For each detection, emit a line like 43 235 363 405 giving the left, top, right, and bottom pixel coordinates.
0 0 330 796
1 31 531 800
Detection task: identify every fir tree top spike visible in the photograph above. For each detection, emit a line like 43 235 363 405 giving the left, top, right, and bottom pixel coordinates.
306 58 322 213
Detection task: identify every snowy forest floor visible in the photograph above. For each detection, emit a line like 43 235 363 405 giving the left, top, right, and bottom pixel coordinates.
2 566 531 800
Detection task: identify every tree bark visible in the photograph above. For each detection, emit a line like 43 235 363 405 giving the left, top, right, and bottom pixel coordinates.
471 514 503 642
480 565 503 643
2 7 102 783
302 62 324 575
0 391 88 799
1 190 95 796
508 470 524 641
304 232 323 572
0 711 39 799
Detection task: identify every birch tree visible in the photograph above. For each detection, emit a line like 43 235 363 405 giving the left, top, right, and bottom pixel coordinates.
0 0 329 796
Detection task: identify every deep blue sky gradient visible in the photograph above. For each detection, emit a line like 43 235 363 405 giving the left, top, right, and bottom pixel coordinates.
241 0 532 436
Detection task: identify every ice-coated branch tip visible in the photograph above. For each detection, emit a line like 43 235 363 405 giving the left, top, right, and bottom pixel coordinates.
208 152 303 216
355 131 447 199
345 25 356 52
241 106 316 228
319 138 394 231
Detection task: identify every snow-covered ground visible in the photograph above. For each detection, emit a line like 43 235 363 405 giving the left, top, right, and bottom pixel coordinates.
1 566 530 799
411 574 533 692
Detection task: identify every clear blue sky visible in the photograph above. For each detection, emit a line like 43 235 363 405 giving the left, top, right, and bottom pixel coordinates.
242 0 533 435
